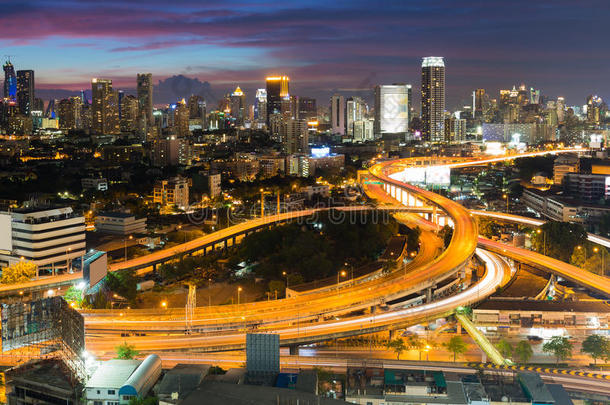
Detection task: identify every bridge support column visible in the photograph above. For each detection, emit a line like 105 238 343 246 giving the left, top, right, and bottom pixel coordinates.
152 263 157 272
388 329 396 340
289 345 299 355
426 287 433 303
224 239 228 249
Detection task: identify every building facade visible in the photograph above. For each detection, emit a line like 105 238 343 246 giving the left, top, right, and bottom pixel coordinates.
421 57 445 142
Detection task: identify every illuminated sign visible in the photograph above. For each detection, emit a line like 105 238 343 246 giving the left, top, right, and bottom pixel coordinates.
311 147 330 158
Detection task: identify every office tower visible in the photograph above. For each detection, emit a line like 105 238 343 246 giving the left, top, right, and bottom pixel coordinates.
473 88 485 118
3 60 16 100
230 85 246 125
297 97 316 121
173 99 190 137
266 76 289 124
421 57 445 142
45 99 57 118
330 94 345 135
374 84 410 136
120 95 139 132
188 95 204 119
346 96 365 138
57 97 82 130
16 70 34 116
586 95 603 126
556 97 566 123
254 89 267 122
91 78 119 134
281 119 308 154
137 73 153 124
517 84 528 106
499 89 511 109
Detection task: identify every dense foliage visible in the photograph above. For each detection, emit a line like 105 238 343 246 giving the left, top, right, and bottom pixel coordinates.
531 221 588 263
234 210 398 282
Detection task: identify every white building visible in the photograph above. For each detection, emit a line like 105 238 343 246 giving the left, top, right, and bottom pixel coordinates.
81 177 108 191
85 355 162 405
207 173 222 198
0 207 86 276
95 212 147 235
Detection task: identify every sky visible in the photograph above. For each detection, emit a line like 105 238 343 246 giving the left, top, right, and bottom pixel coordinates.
2 0 609 108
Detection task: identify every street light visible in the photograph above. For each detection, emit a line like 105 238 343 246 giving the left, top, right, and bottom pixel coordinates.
237 286 243 307
502 194 509 213
124 235 133 262
260 188 265 218
161 301 167 309
536 229 546 255
337 270 347 287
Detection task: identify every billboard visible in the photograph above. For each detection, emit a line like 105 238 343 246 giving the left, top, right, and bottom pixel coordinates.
0 213 11 253
246 333 280 374
1 297 84 355
381 92 409 133
83 250 108 288
390 166 450 186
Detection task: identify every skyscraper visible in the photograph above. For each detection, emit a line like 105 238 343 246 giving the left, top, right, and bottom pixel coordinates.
173 99 190 137
374 84 410 136
230 86 247 125
346 96 365 138
57 97 82 130
254 89 267 123
297 97 316 121
3 60 17 100
330 94 345 135
16 70 34 116
281 119 308 154
421 56 445 142
266 76 289 124
91 78 119 134
137 73 153 127
120 95 139 132
473 88 485 118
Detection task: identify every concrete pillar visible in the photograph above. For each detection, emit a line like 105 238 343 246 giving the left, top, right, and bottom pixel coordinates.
289 345 299 355
426 287 433 303
152 263 157 272
389 329 396 340
224 239 228 249
457 322 462 335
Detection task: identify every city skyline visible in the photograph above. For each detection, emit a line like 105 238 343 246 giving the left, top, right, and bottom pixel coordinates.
1 0 609 107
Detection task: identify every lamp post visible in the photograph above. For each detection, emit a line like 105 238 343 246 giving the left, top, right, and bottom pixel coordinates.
124 235 133 262
536 229 546 255
282 271 289 296
237 286 243 307
593 247 605 275
337 270 346 287
260 188 265 218
503 194 509 213
208 278 212 307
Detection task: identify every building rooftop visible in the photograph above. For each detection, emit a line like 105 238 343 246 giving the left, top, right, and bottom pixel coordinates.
157 364 210 398
476 298 610 313
97 211 136 219
86 359 141 389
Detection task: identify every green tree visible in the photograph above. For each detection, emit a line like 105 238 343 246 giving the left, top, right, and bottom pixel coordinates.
0 260 37 284
514 340 533 364
405 335 425 360
115 342 140 360
531 222 587 262
128 397 158 405
268 280 285 298
580 335 609 365
63 286 84 308
569 246 586 268
386 338 408 360
444 336 468 362
496 339 513 359
478 218 500 239
542 336 573 365
105 270 138 302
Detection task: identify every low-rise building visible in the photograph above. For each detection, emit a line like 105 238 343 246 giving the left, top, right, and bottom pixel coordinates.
95 212 147 235
85 355 162 405
153 177 190 211
0 207 86 276
553 153 579 185
82 177 109 192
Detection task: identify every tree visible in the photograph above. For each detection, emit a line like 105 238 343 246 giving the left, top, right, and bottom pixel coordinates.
407 226 421 252
128 397 158 405
478 218 500 239
63 286 84 308
542 336 573 365
514 340 533 364
581 335 609 365
531 222 587 263
438 225 454 248
386 338 408 360
569 246 586 268
1 260 37 284
496 339 513 359
405 335 425 360
115 342 140 360
444 336 468 362
268 280 285 298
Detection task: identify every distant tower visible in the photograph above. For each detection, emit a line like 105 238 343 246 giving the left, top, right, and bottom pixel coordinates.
254 88 267 123
91 78 119 134
3 60 17 100
230 85 247 125
16 70 34 116
330 94 345 135
137 73 153 135
346 96 365 138
421 56 445 142
266 76 289 125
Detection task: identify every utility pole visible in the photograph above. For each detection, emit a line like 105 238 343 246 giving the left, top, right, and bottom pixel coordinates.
186 284 196 333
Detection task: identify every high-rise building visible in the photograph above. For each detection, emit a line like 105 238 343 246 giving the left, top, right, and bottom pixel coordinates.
556 97 566 123
421 56 445 142
473 88 485 118
173 99 190 137
16 70 34 116
444 116 467 143
281 119 308 154
330 94 345 135
254 89 267 123
57 97 82 130
120 95 139 132
266 76 289 124
374 84 410 136
3 60 16 100
230 86 247 125
586 95 603 126
346 96 365 138
91 78 119 134
297 97 316 121
137 73 153 128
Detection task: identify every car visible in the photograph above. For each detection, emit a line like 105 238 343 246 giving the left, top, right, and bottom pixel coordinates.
527 335 543 343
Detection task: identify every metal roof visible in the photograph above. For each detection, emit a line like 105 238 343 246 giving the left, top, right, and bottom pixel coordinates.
86 359 141 389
